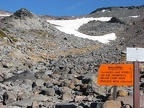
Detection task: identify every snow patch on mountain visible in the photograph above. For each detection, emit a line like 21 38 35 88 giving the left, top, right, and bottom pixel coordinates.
47 17 117 43
0 13 10 16
129 15 140 18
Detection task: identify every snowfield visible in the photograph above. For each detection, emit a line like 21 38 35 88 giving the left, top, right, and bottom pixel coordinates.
0 13 10 16
47 17 117 43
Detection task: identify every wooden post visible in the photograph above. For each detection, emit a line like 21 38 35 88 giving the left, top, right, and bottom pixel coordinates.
133 61 140 108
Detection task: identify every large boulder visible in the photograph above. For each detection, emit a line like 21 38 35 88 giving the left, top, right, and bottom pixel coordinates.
102 100 122 108
83 74 106 96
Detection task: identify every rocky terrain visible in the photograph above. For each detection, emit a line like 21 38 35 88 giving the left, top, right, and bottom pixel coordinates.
0 10 12 19
0 6 144 108
88 5 144 17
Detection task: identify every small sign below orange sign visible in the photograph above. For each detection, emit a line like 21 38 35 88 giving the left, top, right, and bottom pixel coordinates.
98 64 133 86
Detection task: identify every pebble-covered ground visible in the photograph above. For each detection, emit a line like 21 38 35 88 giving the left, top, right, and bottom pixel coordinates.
0 6 144 108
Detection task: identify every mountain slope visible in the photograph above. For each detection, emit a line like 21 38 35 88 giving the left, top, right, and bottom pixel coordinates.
88 5 144 17
0 8 103 68
0 6 144 108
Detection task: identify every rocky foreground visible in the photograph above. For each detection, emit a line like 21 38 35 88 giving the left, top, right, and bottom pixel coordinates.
0 6 144 108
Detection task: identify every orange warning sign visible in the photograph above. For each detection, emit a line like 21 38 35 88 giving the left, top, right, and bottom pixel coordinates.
97 64 133 86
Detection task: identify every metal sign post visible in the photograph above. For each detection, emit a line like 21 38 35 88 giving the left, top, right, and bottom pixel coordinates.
113 86 117 100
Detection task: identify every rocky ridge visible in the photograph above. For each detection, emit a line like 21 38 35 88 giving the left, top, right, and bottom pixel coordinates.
88 5 144 18
0 6 144 108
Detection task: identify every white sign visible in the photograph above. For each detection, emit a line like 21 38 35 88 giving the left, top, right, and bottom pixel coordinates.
126 47 144 62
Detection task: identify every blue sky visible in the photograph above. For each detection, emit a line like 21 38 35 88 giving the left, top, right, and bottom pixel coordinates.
0 0 144 16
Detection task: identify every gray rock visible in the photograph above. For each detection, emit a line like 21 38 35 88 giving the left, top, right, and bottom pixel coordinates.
32 86 41 94
31 94 49 101
0 85 4 94
61 93 73 101
41 88 55 96
77 106 83 108
55 103 77 108
35 79 44 86
13 98 33 107
61 87 72 95
44 81 53 88
90 102 104 108
86 75 106 96
2 70 36 83
0 95 3 103
0 103 10 108
127 89 133 96
43 70 53 76
3 91 17 105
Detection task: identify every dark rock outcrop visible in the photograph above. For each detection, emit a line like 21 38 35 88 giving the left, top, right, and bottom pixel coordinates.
107 17 125 24
13 8 34 19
